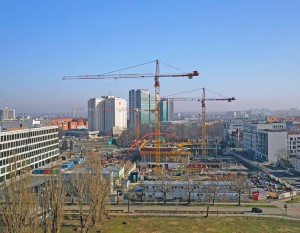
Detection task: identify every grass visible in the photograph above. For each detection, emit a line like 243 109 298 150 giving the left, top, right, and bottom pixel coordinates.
286 197 300 203
61 216 300 233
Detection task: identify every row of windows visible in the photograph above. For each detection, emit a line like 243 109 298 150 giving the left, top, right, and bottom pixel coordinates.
0 147 58 166
0 150 58 174
0 155 58 182
0 128 57 142
0 143 58 160
0 138 58 157
0 134 58 150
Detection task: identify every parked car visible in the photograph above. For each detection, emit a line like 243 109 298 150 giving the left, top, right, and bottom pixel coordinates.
251 207 262 213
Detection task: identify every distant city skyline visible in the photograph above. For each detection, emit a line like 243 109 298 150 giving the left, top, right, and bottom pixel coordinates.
1 1 299 113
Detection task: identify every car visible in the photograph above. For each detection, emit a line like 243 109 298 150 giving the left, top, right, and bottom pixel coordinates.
251 207 263 213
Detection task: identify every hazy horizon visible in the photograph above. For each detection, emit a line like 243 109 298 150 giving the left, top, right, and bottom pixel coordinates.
1 1 299 113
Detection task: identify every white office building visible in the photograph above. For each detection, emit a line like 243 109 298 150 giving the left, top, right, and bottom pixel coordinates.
243 122 286 151
243 122 287 162
255 130 287 162
0 126 59 183
88 96 127 135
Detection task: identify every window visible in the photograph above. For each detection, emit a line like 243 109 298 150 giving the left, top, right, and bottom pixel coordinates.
1 167 5 174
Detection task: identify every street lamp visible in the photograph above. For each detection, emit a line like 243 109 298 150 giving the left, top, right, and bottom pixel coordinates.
127 190 132 213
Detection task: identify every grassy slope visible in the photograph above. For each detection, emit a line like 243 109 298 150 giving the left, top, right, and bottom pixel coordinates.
62 216 300 233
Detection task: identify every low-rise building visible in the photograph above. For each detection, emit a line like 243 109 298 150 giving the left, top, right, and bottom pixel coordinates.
102 164 125 178
65 129 99 138
142 180 243 201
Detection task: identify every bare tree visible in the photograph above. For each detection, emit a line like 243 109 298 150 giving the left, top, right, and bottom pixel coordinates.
206 180 219 206
275 148 290 167
183 173 199 204
155 176 172 204
67 158 109 233
229 176 247 206
202 180 219 217
117 129 135 147
38 170 64 233
0 160 39 233
203 183 212 218
139 124 153 137
61 140 69 151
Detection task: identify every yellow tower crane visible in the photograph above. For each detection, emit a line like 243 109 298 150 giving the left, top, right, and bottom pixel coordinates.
162 88 235 158
201 88 235 157
62 60 199 165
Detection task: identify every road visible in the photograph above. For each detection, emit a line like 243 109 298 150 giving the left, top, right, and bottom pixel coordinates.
63 200 300 220
271 200 300 219
108 203 281 215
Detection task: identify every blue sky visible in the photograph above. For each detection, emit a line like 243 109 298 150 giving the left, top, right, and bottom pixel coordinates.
0 0 299 113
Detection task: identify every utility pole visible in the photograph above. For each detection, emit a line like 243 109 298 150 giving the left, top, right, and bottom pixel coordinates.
127 190 131 213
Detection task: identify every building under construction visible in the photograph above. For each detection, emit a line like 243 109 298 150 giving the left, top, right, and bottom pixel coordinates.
139 142 191 164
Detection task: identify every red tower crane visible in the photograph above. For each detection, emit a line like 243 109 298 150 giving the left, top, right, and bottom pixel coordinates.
162 88 235 157
63 60 199 165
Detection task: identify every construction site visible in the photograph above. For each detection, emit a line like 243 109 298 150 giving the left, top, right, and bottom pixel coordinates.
61 60 296 203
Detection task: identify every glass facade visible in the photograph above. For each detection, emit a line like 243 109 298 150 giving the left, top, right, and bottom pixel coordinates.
129 89 155 128
159 98 174 122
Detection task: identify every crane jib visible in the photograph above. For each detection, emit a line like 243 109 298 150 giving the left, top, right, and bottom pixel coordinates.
62 71 199 80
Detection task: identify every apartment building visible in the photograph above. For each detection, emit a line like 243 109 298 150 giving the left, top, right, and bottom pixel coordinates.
0 126 59 183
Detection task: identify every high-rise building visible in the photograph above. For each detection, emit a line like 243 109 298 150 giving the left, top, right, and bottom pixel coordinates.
159 98 174 122
0 126 59 183
88 96 127 135
129 89 155 128
0 107 16 120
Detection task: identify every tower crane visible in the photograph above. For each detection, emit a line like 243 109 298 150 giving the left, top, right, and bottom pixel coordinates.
162 88 235 158
63 60 199 165
201 88 235 157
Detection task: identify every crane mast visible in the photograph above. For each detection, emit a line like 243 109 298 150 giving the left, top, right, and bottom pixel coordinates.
201 88 235 158
135 109 140 141
202 88 207 158
154 60 161 165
